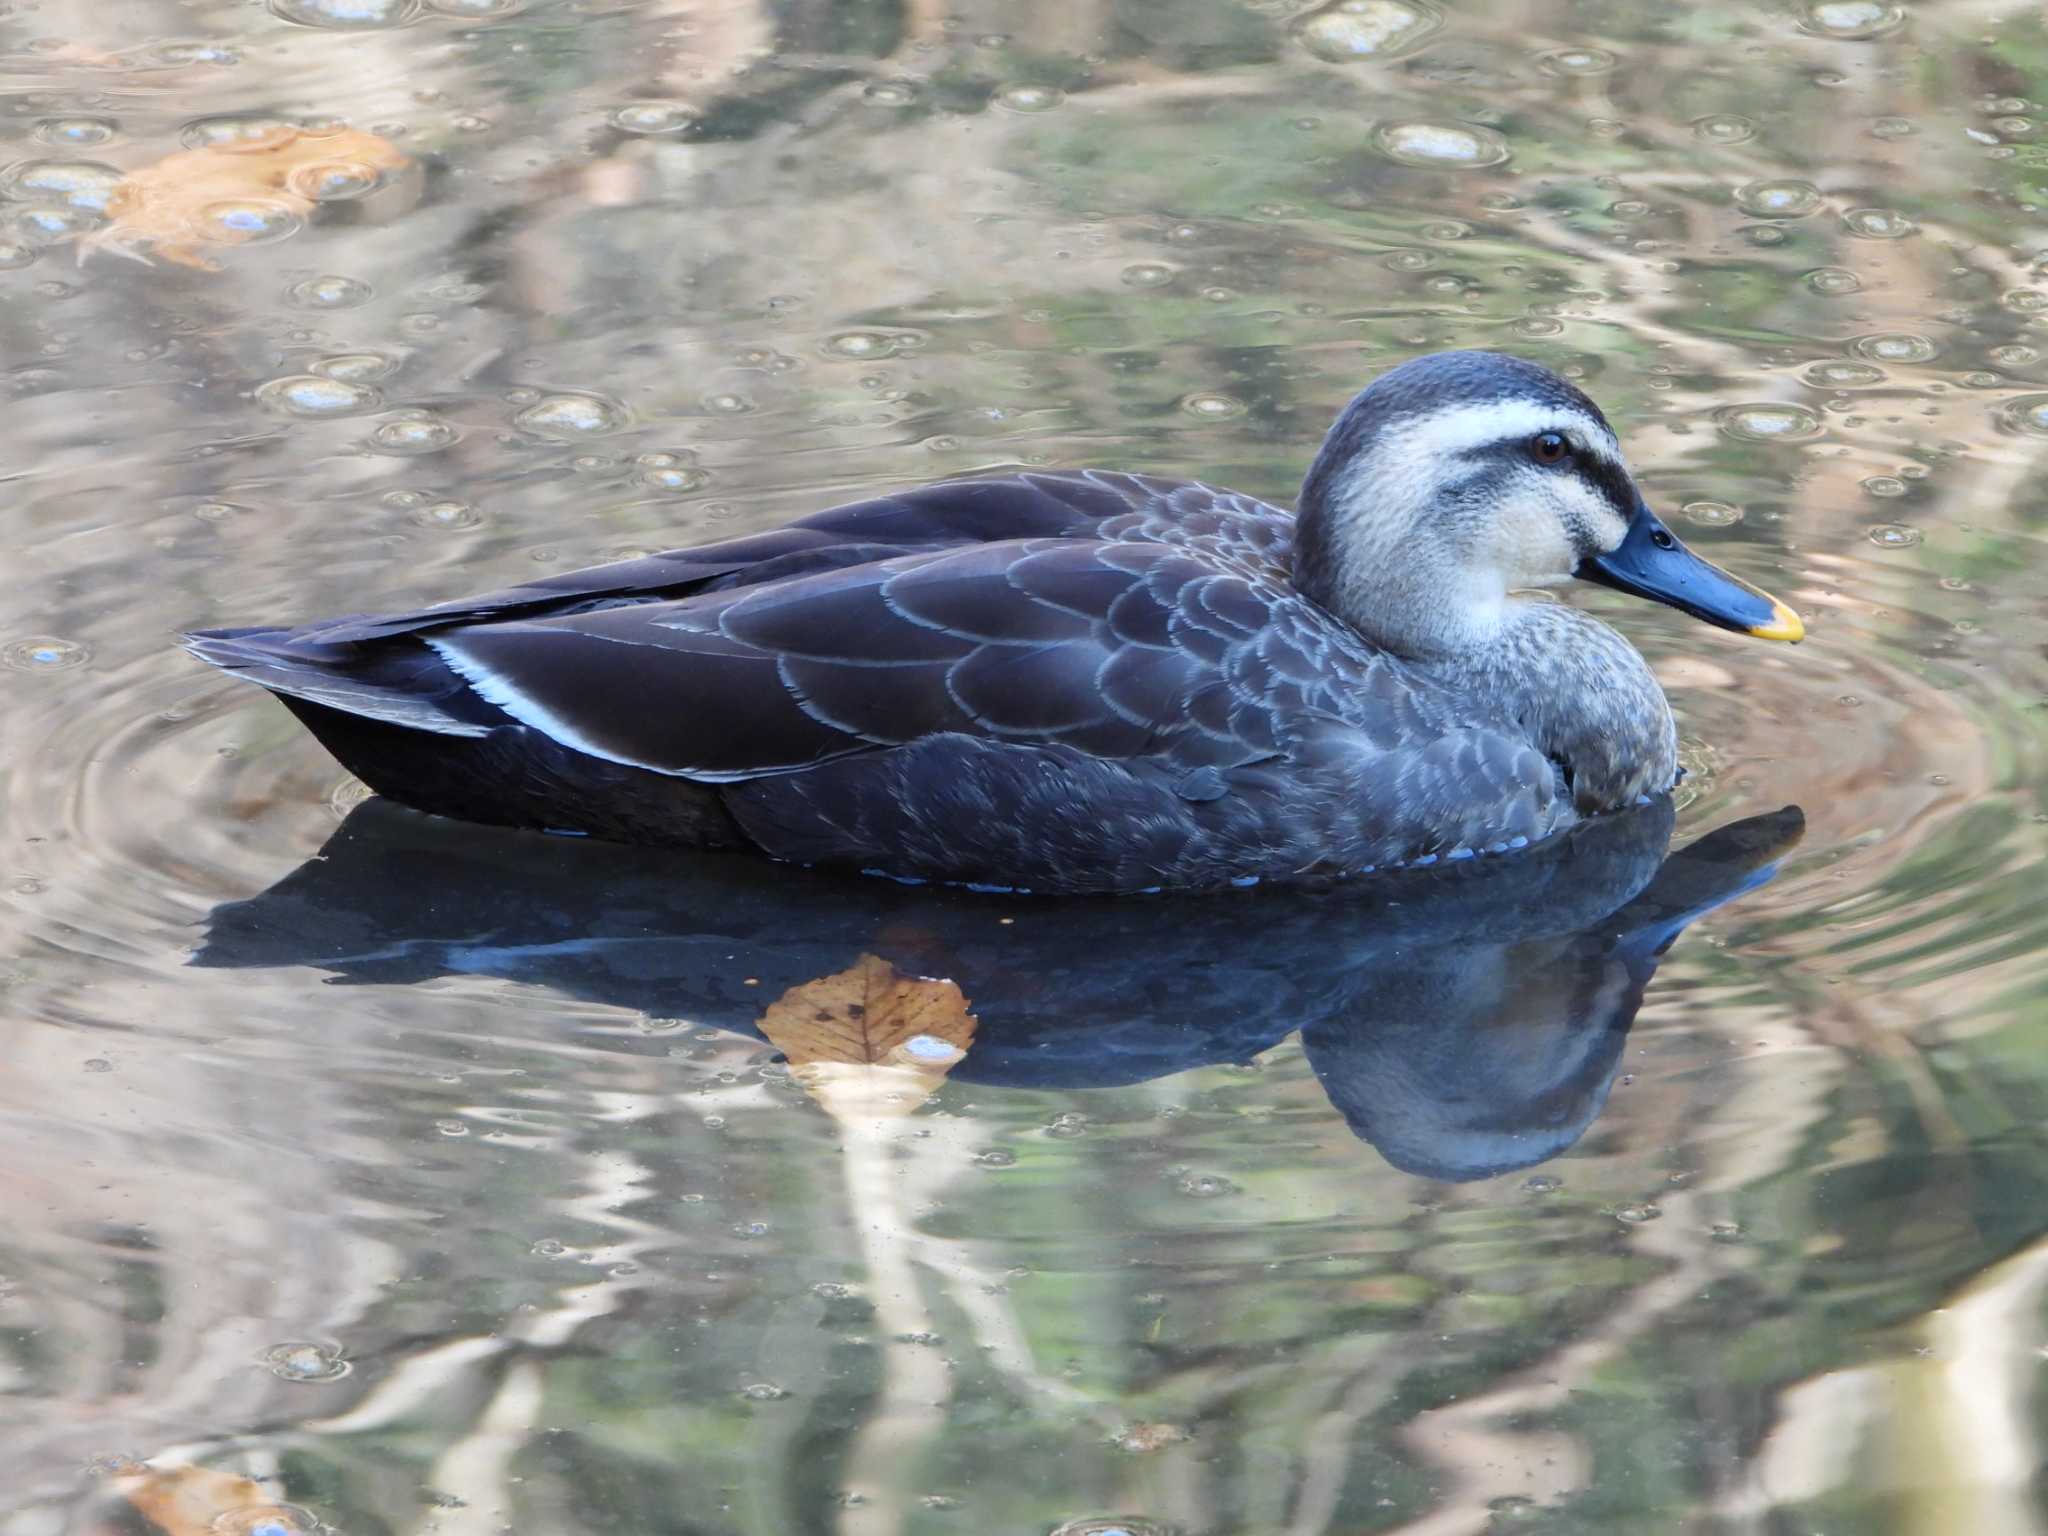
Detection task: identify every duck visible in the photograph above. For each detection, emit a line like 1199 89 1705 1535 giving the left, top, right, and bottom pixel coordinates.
185 349 1803 895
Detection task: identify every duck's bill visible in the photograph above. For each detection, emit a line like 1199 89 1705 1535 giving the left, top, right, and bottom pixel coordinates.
1578 503 1804 642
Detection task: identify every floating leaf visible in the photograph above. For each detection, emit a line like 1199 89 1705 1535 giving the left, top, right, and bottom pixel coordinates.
757 953 975 1120
78 124 409 270
111 1463 309 1536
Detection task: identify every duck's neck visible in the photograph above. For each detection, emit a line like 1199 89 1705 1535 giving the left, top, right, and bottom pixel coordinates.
1293 456 1509 661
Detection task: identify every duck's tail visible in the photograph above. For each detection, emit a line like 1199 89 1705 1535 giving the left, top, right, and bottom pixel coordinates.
183 624 494 737
183 623 745 847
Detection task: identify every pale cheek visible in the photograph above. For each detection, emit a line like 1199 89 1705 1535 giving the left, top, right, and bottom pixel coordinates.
1494 505 1578 588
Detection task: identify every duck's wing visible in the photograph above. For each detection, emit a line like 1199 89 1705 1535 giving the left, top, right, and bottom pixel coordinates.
267 471 1244 649
423 534 1309 780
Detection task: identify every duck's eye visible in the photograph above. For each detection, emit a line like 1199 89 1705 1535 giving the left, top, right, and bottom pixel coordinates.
1530 432 1570 466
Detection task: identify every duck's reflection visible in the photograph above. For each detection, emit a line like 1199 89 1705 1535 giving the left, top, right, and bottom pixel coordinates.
194 797 1801 1180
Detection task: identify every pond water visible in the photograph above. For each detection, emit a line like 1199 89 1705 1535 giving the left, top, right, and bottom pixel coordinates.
5 0 2048 1531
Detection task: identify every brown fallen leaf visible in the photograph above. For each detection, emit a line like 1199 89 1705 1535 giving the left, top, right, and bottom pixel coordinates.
78 123 410 270
757 953 976 1120
111 1462 307 1536
1112 1421 1192 1453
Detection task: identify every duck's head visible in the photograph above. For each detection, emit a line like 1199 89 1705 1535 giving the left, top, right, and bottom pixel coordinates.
1294 350 1803 660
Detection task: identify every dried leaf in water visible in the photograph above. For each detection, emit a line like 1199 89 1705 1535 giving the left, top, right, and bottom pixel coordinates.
1113 1421 1192 1453
112 1463 306 1536
758 953 976 1119
78 124 410 270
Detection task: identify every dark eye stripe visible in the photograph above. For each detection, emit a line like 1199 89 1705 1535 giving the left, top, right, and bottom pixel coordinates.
1577 452 1639 520
1473 432 1638 520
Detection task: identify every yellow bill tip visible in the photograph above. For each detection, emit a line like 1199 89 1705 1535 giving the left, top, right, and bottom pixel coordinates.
1748 598 1804 644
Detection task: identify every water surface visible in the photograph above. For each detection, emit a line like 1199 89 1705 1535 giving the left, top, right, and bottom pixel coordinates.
6 0 2048 1531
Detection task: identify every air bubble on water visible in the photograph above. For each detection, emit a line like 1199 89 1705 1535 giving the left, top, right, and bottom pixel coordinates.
1375 120 1510 168
1614 1203 1661 1224
1120 262 1175 288
1538 46 1615 75
823 330 901 358
1 159 123 212
1048 1519 1175 1536
1805 267 1862 296
287 159 387 202
427 0 524 13
1512 316 1563 338
513 392 629 436
973 1148 1016 1168
609 101 698 135
531 1238 567 1257
738 1382 789 1401
0 241 35 269
1849 332 1937 364
993 85 1063 113
179 115 297 151
1683 500 1743 527
1734 179 1821 218
1803 360 1885 387
1177 1173 1239 1198
862 81 918 106
257 374 382 417
262 1341 351 1381
1843 207 1915 238
1180 392 1246 419
269 0 422 26
1692 113 1755 144
1863 475 1908 497
370 415 459 453
1996 395 2048 437
1800 0 1905 38
2004 289 2048 314
638 463 707 492
5 207 81 249
329 776 374 815
34 118 116 148
1294 0 1442 61
195 199 303 248
313 352 397 382
1866 523 1922 547
288 274 372 308
1714 403 1822 442
209 1504 318 1536
4 637 88 671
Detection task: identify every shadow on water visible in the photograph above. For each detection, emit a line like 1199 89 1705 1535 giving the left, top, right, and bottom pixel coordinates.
195 796 1802 1181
